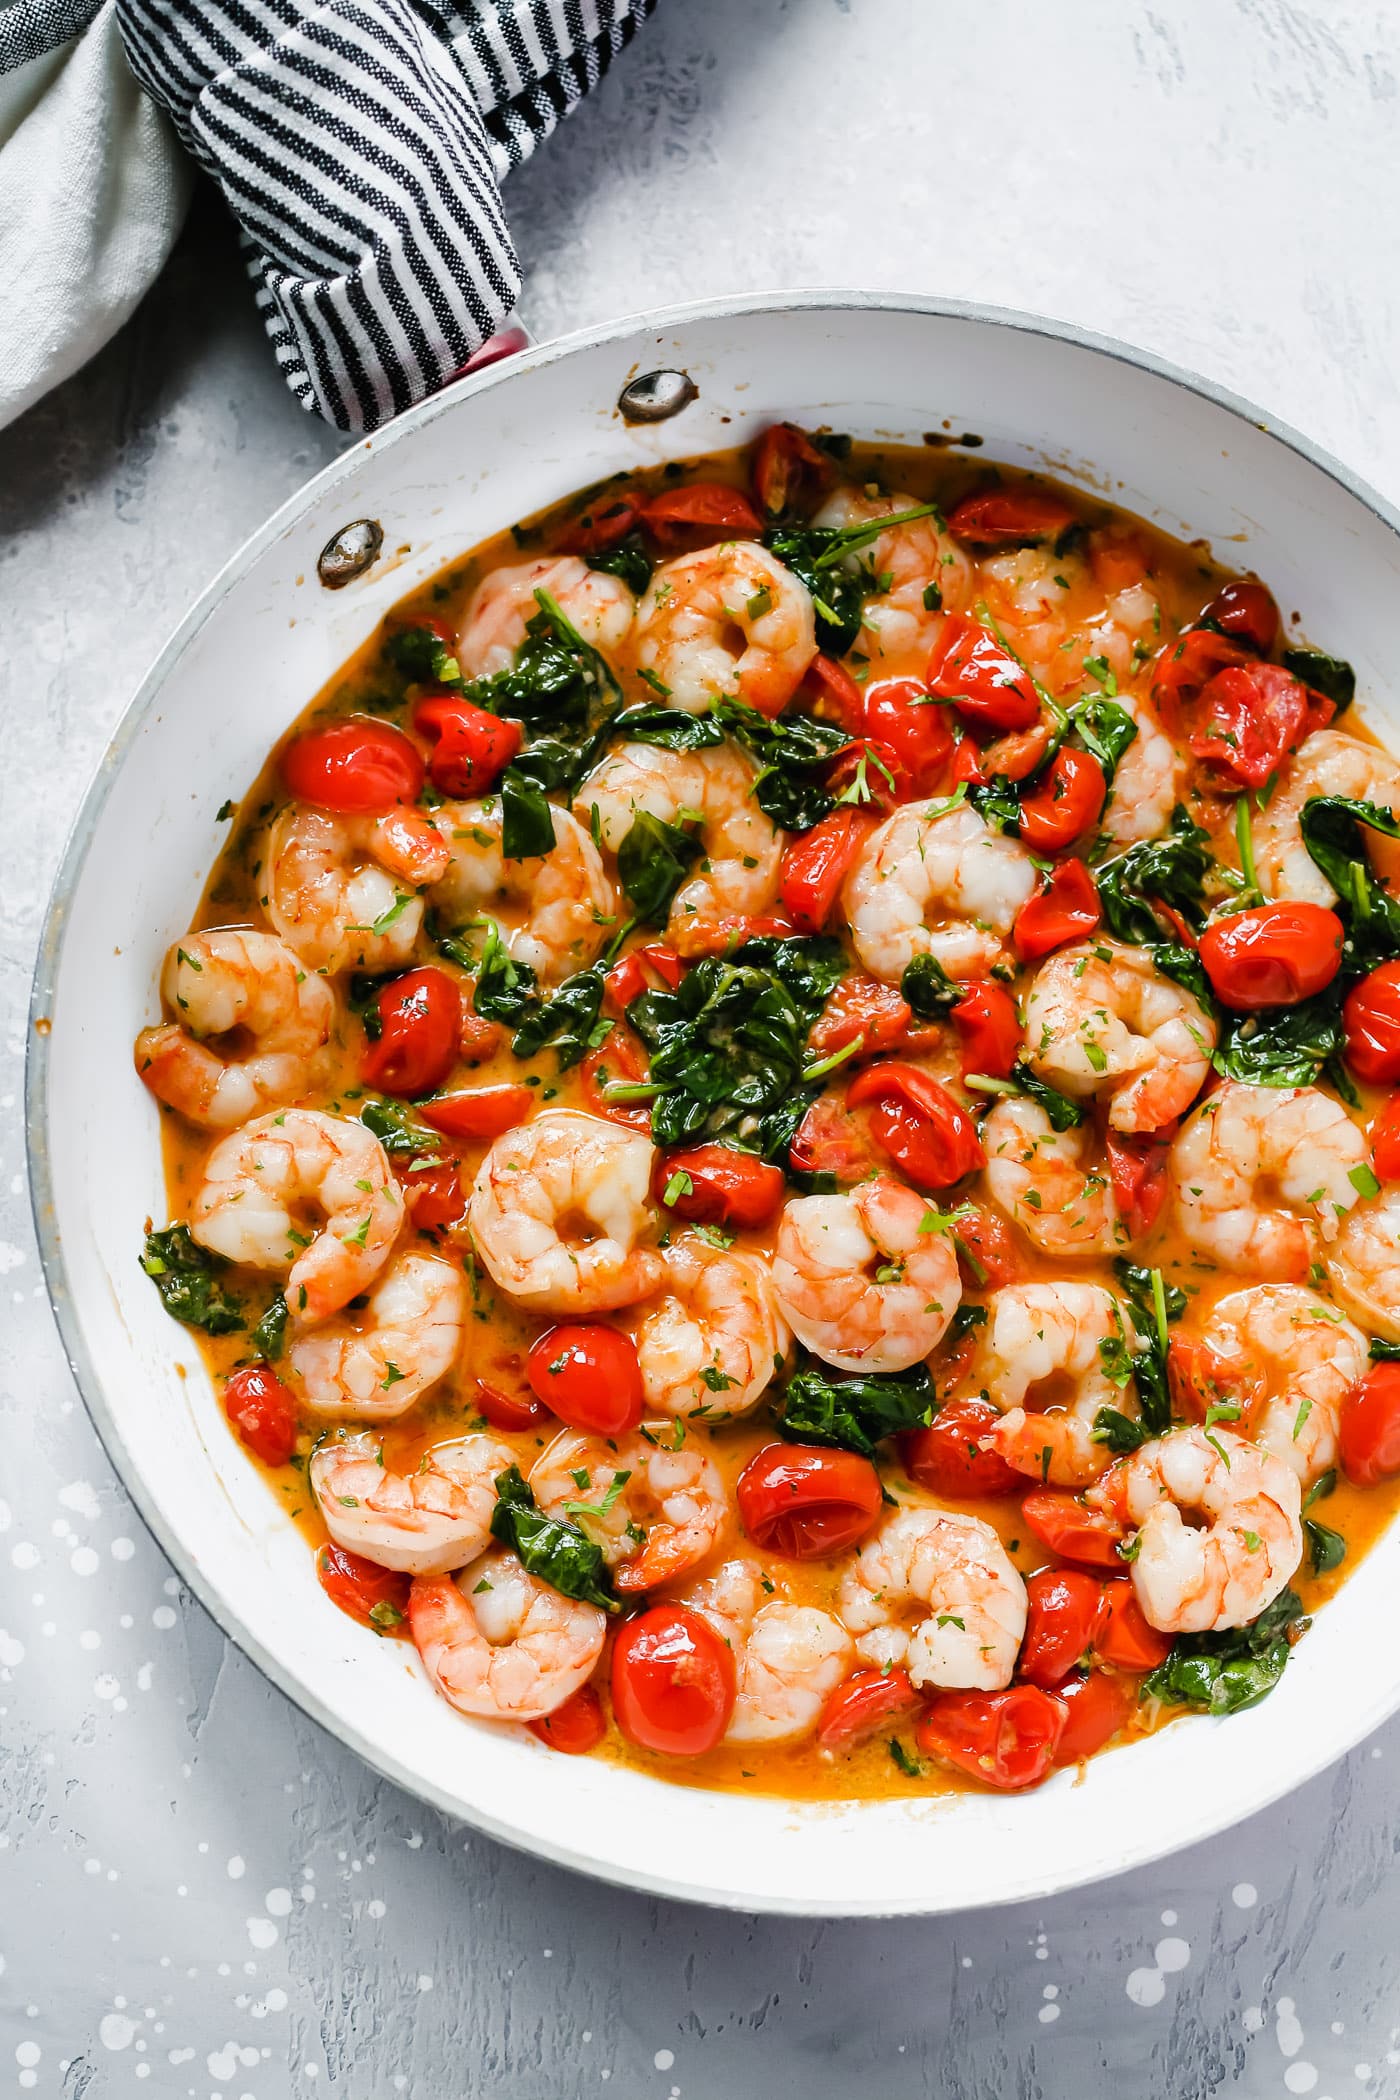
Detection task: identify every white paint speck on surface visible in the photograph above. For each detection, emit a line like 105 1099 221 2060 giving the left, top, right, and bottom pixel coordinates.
226 1856 245 1880
98 2015 135 2051
1285 2066 1320 2095
57 1481 100 1519
264 1887 291 1917
1154 1938 1191 1975
1233 1883 1258 1908
1279 1999 1306 2059
246 1919 277 1952
1126 1969 1166 2009
653 2050 675 2071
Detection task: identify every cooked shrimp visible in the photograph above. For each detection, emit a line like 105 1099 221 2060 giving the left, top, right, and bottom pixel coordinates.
980 545 1160 692
961 1282 1139 1487
575 739 782 955
1100 695 1186 846
685 1559 853 1744
632 543 816 715
1090 1426 1303 1634
431 799 616 982
772 1176 961 1373
264 805 449 975
1197 1284 1367 1487
982 1096 1124 1257
1329 1184 1400 1343
135 929 335 1127
837 1505 1026 1691
457 554 635 679
408 1550 607 1722
286 1250 465 1416
843 796 1037 983
628 1234 789 1419
309 1429 512 1573
1253 731 1400 905
189 1108 402 1322
1170 1081 1367 1280
810 486 973 661
1024 940 1216 1132
529 1428 727 1593
466 1109 664 1314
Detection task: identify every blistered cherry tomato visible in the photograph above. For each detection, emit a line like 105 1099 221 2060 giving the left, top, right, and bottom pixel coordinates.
1370 1094 1400 1181
902 1396 1021 1498
807 974 918 1062
474 1377 551 1432
1187 663 1332 788
224 1364 298 1467
362 967 461 1097
801 652 866 731
916 1685 1067 1791
925 615 1040 732
280 717 424 813
845 1060 985 1189
736 1444 883 1559
528 1683 608 1754
640 482 763 550
1013 858 1102 962
752 422 831 516
980 721 1053 783
566 493 642 554
652 1143 785 1229
1017 746 1106 852
1342 960 1400 1083
1050 1668 1137 1765
788 1094 883 1182
316 1541 410 1629
1019 1570 1104 1688
1339 1362 1400 1487
396 1159 468 1231
816 1667 922 1750
1198 579 1280 655
412 693 521 796
581 1026 651 1131
946 487 1076 547
1152 627 1253 719
526 1324 644 1437
950 980 1020 1080
603 943 685 1017
861 677 956 793
1166 1337 1251 1424
611 1604 737 1756
418 1084 534 1142
825 736 908 813
1199 902 1343 1010
1106 1125 1176 1237
779 806 878 934
948 1203 1025 1288
1020 1490 1126 1570
1095 1580 1173 1671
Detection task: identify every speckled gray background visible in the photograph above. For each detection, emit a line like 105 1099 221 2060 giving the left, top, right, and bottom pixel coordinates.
4 2 1400 2093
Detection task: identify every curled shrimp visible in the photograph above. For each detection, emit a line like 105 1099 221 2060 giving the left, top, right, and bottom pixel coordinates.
685 1559 853 1744
1253 731 1400 905
837 1505 1026 1691
1328 1183 1400 1344
264 805 449 974
431 799 616 982
189 1108 402 1323
1170 1081 1367 1281
529 1428 727 1594
1197 1284 1367 1487
632 543 816 715
772 1176 961 1373
811 486 973 660
1024 940 1216 1133
135 929 335 1127
980 543 1160 692
1090 1426 1303 1634
408 1549 607 1722
959 1282 1139 1488
457 554 636 679
575 740 782 956
285 1250 466 1416
1100 696 1186 846
466 1109 664 1315
628 1234 789 1419
842 796 1037 983
982 1096 1124 1258
309 1429 513 1573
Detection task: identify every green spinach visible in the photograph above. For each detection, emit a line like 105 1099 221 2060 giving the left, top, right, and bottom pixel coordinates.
1283 647 1355 713
489 1466 620 1613
1141 1586 1306 1715
774 1361 936 1459
618 810 703 926
141 1225 244 1336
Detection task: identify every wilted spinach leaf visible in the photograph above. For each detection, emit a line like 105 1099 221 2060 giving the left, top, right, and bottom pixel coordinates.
489 1466 619 1613
1094 805 1213 946
467 919 539 1026
384 625 464 688
611 705 726 753
1142 1587 1306 1715
587 534 652 596
1283 647 1355 713
900 953 962 1018
500 770 556 861
766 502 943 655
141 1225 244 1336
359 1097 444 1158
1113 1259 1187 1327
1213 994 1344 1089
251 1293 289 1362
618 811 703 926
775 1360 935 1458
509 958 612 1069
1299 796 1400 976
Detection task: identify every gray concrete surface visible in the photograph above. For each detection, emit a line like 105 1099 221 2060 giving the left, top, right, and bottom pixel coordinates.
4 2 1400 2093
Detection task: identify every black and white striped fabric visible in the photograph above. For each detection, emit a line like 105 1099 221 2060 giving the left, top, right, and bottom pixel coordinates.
113 0 658 431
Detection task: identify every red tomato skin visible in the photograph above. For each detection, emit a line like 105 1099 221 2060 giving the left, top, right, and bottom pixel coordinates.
950 1203 1026 1288
816 1668 922 1750
224 1365 298 1467
526 1325 644 1437
1018 1569 1105 1687
1017 747 1107 852
611 1605 737 1756
1343 961 1400 1083
808 974 922 1062
1095 1581 1173 1671
1198 579 1280 655
736 1444 884 1559
861 678 956 794
845 1060 985 1189
1013 858 1102 962
1152 627 1253 720
1199 903 1343 1011
1050 1668 1137 1765
362 967 462 1097
916 1685 1068 1790
801 652 866 732
1188 663 1332 788
474 1377 552 1432
396 1159 468 1231
1371 1094 1400 1181
412 694 522 796
925 615 1040 732
946 488 1077 547
1339 1363 1400 1487
779 807 878 934
581 1027 651 1132
417 1084 534 1142
788 1094 884 1182
825 736 909 813
640 482 763 549
280 717 424 814
528 1683 607 1754
902 1397 1022 1498
1106 1125 1176 1236
950 981 1020 1080
1020 1491 1126 1570
316 1541 411 1630
565 494 642 554
651 1144 785 1229
752 422 831 516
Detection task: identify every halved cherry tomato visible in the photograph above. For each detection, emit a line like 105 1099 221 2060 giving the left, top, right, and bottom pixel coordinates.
902 1396 1021 1498
1200 902 1343 1010
1198 578 1280 655
224 1364 297 1467
412 693 521 796
1106 1125 1176 1237
581 1026 651 1131
946 488 1077 547
396 1159 468 1231
1017 747 1106 852
808 973 919 1062
1339 1362 1400 1487
611 1604 737 1756
1166 1337 1255 1423
1151 628 1253 721
1020 1490 1126 1569
789 1094 883 1181
652 1143 785 1229
362 967 461 1097
948 1202 1025 1288
950 732 987 786
316 1541 410 1629
816 1667 922 1751
280 717 424 814
418 1084 534 1142
640 482 763 550
1187 663 1333 788
526 1324 644 1437
1343 960 1400 1084
980 721 1053 783
950 980 1020 1080
603 943 685 1017
1050 1668 1137 1765
916 1685 1067 1790
1370 1094 1400 1181
1013 858 1102 962
736 1444 883 1559
800 652 866 731
528 1683 608 1754
845 1060 985 1189
752 422 831 516
565 493 642 554
474 1376 551 1432
861 678 956 794
1095 1580 1173 1671
1019 1569 1104 1688
779 806 878 934
925 615 1040 732
826 736 909 813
